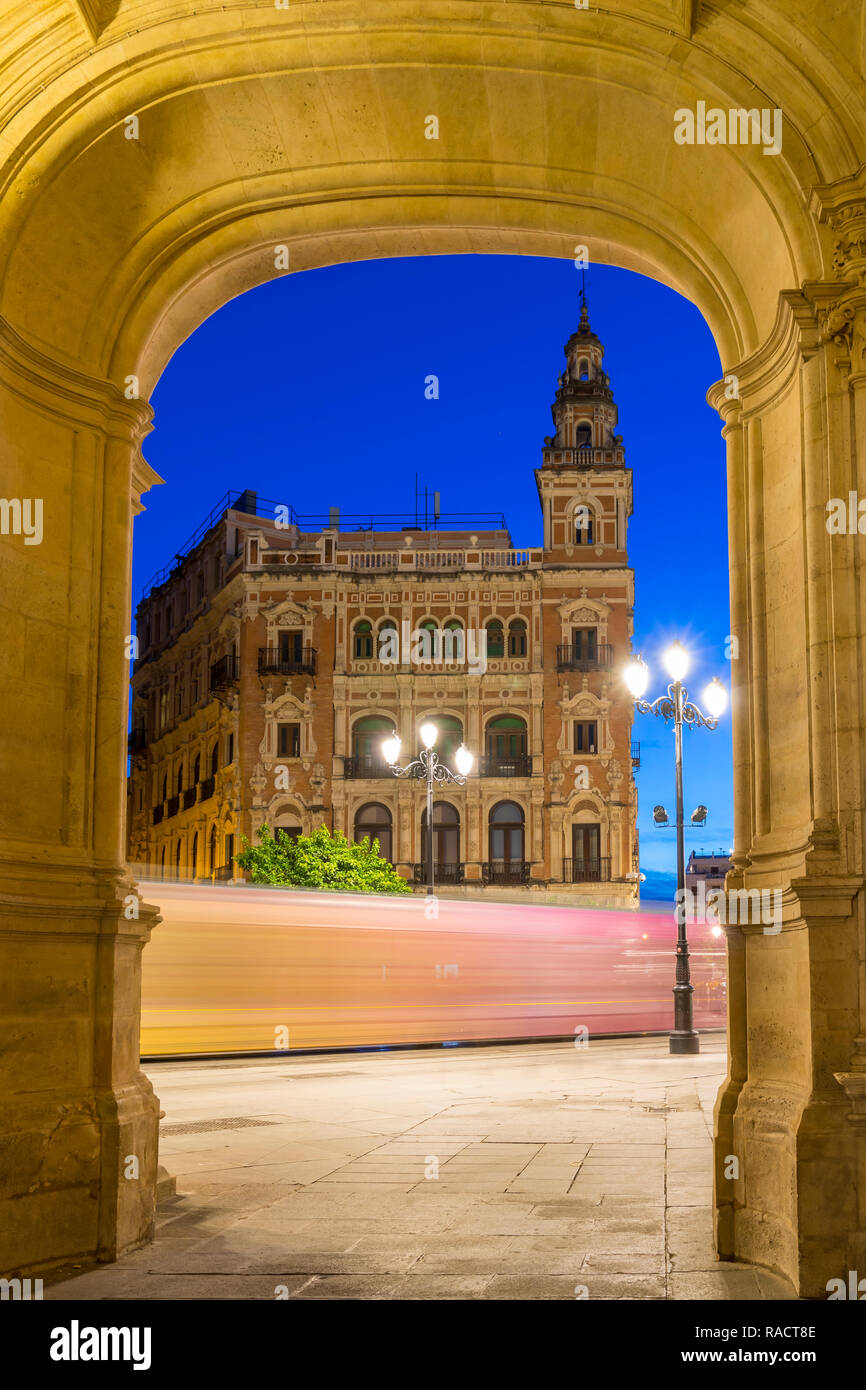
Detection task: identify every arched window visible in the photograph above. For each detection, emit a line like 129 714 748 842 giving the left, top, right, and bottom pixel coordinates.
442 618 464 661
160 773 167 803
352 715 396 771
486 619 505 658
576 422 592 448
488 801 525 874
575 507 594 544
421 802 460 874
160 845 166 875
353 620 373 659
210 742 219 776
421 714 463 764
485 715 528 769
578 359 589 381
176 764 184 796
191 832 198 878
193 753 201 786
354 802 393 862
416 618 438 661
508 618 527 657
175 840 182 872
208 825 217 874
377 619 399 662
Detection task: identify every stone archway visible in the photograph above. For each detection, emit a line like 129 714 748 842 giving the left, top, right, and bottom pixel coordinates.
2 1 866 1297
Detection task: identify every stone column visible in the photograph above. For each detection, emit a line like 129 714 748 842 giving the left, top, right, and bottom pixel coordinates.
0 324 161 1275
708 175 866 1291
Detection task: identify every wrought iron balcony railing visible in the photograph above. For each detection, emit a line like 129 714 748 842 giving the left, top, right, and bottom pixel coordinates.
182 787 197 811
555 644 613 672
165 795 179 819
631 741 640 768
128 728 147 754
562 857 612 883
343 756 393 779
210 654 240 689
482 859 531 886
151 804 164 825
258 646 317 676
412 862 464 885
478 754 532 778
199 775 215 802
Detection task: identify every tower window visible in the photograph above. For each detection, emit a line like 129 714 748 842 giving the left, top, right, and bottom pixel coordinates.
576 423 592 449
575 508 594 544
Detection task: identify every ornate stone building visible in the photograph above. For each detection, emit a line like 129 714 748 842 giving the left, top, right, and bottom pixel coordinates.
127 306 638 906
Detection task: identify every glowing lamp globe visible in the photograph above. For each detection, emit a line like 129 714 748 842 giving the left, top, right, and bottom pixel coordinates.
381 734 401 765
419 722 438 750
663 641 690 683
454 744 474 776
623 655 650 699
703 677 728 718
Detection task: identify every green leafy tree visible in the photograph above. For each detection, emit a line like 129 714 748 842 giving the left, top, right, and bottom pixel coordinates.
235 823 412 894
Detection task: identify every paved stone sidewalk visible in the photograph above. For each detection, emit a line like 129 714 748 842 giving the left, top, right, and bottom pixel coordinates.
50 1037 795 1300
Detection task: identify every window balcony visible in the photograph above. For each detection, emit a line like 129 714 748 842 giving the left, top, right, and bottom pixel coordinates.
631 741 640 768
343 756 393 779
199 775 215 802
482 859 530 886
562 857 611 883
151 804 164 825
165 795 180 819
258 646 317 676
478 754 532 778
555 644 613 672
182 787 197 811
412 862 464 885
210 654 240 690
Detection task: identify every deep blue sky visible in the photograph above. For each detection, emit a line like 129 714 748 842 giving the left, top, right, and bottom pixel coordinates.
134 255 733 876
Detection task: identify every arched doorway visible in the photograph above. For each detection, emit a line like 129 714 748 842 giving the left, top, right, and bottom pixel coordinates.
485 715 529 777
486 801 526 885
420 802 462 884
354 802 393 862
350 715 396 777
0 3 862 1296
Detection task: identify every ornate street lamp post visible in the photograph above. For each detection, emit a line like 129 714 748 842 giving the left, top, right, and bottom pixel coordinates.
623 643 728 1055
382 723 474 896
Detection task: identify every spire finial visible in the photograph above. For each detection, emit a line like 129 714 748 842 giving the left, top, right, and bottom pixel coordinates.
578 268 590 332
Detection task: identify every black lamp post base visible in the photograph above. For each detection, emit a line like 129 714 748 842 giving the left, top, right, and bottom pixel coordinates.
669 1032 701 1055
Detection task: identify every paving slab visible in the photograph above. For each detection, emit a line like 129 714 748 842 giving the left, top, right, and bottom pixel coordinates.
47 1036 800 1302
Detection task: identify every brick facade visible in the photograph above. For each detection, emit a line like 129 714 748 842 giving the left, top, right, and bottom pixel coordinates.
128 307 639 907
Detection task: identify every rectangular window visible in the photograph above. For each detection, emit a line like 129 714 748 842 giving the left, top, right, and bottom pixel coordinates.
249 539 258 565
278 722 301 758
573 720 598 754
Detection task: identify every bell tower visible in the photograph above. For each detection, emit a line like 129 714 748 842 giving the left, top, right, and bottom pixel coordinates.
535 299 632 561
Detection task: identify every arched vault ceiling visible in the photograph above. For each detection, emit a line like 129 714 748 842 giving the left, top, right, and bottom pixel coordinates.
0 1 860 383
